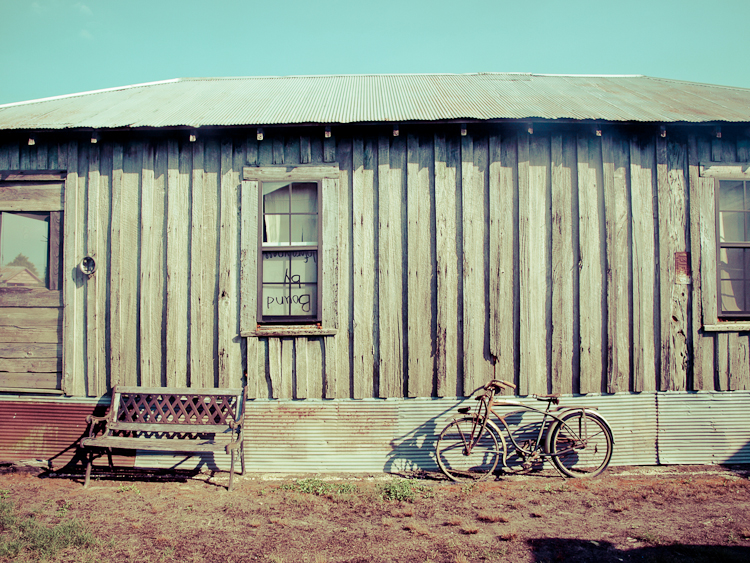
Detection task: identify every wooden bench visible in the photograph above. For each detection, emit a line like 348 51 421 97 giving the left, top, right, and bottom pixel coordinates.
81 386 246 490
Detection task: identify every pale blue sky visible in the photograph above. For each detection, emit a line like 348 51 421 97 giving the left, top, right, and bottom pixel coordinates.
2 0 749 105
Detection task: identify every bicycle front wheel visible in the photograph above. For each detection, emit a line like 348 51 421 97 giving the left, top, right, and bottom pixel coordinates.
550 411 613 478
436 417 500 482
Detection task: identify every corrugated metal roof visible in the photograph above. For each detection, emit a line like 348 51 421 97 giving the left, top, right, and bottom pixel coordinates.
2 74 750 130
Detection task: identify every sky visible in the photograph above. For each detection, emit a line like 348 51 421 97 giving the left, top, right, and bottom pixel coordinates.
1 0 750 105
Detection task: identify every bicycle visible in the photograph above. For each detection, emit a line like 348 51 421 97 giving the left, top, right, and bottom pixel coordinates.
436 379 614 482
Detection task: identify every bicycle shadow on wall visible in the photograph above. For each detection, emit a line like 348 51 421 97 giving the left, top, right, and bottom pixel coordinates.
383 401 560 478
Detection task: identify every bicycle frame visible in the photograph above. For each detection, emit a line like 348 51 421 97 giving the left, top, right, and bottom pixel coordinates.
462 390 596 463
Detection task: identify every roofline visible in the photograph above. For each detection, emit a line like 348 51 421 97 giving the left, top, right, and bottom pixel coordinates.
0 79 181 109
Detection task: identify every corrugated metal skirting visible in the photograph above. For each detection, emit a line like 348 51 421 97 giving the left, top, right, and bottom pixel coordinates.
1 392 748 473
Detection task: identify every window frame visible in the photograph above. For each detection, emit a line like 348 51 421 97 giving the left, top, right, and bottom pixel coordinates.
240 164 339 338
257 179 323 324
715 178 750 318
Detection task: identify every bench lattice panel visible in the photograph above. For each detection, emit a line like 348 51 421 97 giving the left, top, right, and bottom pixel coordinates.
117 393 239 425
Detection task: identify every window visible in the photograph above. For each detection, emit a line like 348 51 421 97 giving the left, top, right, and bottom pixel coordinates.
258 180 321 323
717 179 750 317
0 211 61 289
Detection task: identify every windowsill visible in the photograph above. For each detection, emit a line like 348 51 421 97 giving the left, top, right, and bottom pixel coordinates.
703 323 750 332
242 326 337 337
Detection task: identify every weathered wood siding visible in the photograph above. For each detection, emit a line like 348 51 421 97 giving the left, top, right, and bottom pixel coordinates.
1 125 749 397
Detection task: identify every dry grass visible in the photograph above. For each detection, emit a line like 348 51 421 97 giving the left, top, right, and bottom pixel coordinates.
453 554 470 563
460 524 479 535
498 529 518 541
445 517 463 527
477 511 508 523
404 522 431 536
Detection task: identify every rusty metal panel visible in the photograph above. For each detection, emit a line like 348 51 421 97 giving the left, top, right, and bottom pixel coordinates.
0 396 135 470
657 391 750 464
3 75 750 130
239 399 397 472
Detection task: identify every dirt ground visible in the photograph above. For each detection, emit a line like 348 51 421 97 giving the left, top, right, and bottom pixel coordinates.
1 464 750 563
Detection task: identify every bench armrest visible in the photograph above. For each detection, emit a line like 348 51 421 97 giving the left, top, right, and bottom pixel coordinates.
84 413 111 439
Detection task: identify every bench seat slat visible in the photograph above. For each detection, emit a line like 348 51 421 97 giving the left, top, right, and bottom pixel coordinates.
108 422 237 433
81 436 237 452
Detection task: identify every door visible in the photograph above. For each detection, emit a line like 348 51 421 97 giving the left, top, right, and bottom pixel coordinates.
0 171 64 393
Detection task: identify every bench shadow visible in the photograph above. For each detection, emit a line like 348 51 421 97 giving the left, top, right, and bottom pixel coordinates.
527 537 750 563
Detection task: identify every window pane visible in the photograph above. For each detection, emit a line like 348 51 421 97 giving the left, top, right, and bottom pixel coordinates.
290 183 318 213
721 280 744 312
719 180 746 211
719 211 747 242
291 251 317 283
0 212 49 288
719 248 745 280
263 215 290 245
290 284 316 316
262 252 290 283
262 285 289 316
263 182 290 213
290 215 318 245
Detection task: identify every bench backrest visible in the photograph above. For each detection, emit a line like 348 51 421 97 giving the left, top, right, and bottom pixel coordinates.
106 386 246 433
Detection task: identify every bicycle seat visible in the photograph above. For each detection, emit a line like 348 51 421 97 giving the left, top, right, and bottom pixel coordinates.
533 394 560 404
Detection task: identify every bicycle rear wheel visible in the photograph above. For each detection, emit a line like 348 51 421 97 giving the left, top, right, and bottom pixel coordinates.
549 411 613 478
436 417 501 482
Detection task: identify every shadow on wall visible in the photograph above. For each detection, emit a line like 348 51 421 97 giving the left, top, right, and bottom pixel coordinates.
382 399 553 475
528 538 750 563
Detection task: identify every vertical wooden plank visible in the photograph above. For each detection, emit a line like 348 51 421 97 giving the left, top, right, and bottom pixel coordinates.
8 142 20 169
36 144 48 170
380 134 407 397
699 136 722 389
435 133 458 397
139 142 156 387
308 337 323 398
311 137 324 164
268 338 282 398
295 337 308 398
657 137 690 391
241 179 259 397
687 135 714 390
602 134 631 393
407 134 432 397
20 144 31 170
300 136 311 164
334 138 352 398
246 136 259 167
463 135 490 394
272 137 284 165
280 337 293 398
97 143 112 392
119 143 141 387
188 140 205 387
166 140 190 387
630 137 659 392
352 137 375 399
517 134 549 395
62 142 83 395
321 175 339 398
109 143 124 387
218 137 238 387
577 135 606 394
550 134 575 395
86 143 100 396
491 134 519 391
324 134 336 163
232 140 246 388
284 136 299 166
203 139 220 387
0 144 9 169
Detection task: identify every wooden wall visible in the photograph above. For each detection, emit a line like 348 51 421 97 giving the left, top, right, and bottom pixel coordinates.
0 124 748 398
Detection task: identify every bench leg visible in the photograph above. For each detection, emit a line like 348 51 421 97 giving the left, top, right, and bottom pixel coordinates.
228 449 235 491
240 442 246 475
84 450 93 488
